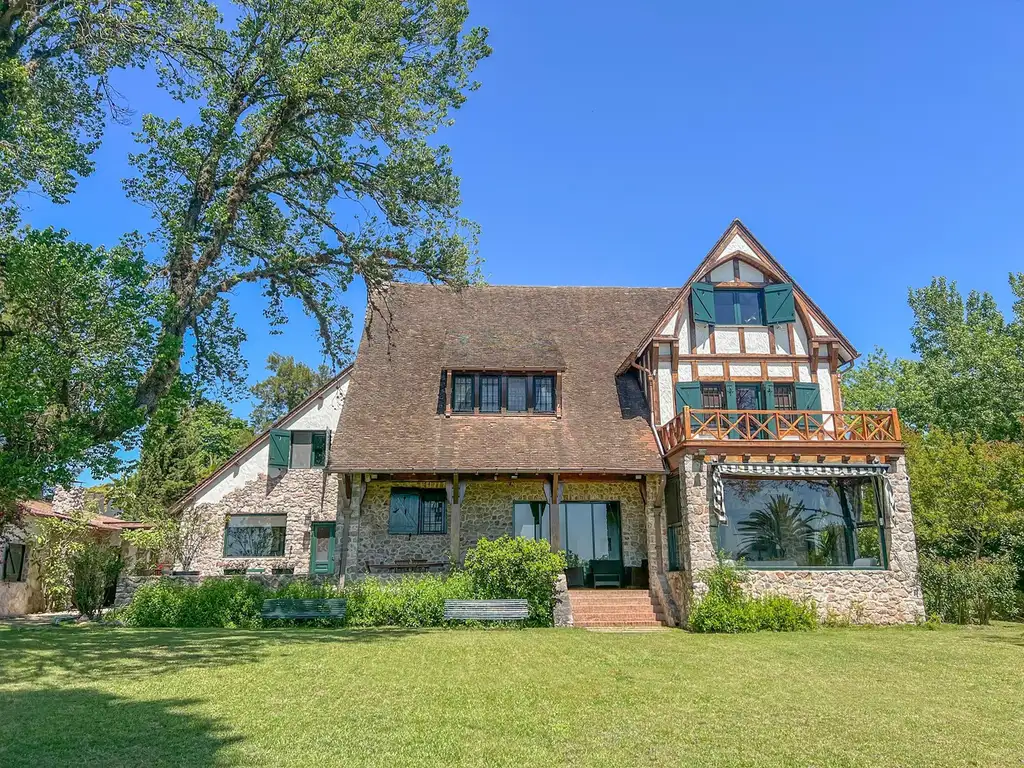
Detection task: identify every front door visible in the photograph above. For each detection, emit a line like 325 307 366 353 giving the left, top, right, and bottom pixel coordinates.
310 522 336 575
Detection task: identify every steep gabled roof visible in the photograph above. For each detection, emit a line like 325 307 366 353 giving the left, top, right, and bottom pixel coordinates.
616 219 859 374
329 284 676 474
171 365 352 510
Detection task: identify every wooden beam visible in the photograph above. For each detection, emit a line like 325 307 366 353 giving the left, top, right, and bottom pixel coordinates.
550 472 561 551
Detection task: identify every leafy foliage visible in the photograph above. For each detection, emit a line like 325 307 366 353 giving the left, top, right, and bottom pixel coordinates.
463 535 566 626
736 493 814 561
344 572 474 628
918 556 1019 625
249 353 333 431
689 560 817 633
32 512 88 610
0 227 159 505
71 543 122 618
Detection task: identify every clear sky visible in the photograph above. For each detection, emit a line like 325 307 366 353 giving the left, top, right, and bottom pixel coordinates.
21 1 1024 440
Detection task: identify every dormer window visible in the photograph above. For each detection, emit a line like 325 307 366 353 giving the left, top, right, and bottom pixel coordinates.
713 289 764 325
446 371 561 416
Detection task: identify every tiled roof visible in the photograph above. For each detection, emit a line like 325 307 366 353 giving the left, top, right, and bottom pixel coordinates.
330 284 677 474
18 500 152 530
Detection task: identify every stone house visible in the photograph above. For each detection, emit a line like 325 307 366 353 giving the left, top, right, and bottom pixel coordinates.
174 220 924 627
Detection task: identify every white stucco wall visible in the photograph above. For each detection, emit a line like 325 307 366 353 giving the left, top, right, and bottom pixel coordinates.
193 376 350 507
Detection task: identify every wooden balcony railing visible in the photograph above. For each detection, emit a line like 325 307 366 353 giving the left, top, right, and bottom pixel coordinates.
657 408 903 453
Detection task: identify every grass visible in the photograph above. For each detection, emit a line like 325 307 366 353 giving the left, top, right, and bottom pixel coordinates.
1 624 1022 767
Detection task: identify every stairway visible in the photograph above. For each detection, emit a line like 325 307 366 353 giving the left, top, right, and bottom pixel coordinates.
568 589 666 629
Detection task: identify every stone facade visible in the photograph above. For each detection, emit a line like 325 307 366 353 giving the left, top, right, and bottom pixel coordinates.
669 454 925 625
188 468 339 576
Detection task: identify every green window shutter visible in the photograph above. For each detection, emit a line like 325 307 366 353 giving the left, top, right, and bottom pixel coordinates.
795 382 822 411
268 430 291 468
724 382 738 410
674 381 701 414
691 282 715 324
389 492 420 534
762 282 795 324
763 381 776 409
311 431 328 467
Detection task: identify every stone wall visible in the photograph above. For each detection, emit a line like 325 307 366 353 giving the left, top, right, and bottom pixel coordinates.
188 468 339 576
0 518 43 616
674 455 925 625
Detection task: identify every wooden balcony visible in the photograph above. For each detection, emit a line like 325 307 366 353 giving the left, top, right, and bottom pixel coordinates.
657 407 903 454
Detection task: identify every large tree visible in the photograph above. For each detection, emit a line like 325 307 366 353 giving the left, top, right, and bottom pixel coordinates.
120 0 488 424
0 227 158 516
249 352 332 431
843 274 1024 441
0 0 215 206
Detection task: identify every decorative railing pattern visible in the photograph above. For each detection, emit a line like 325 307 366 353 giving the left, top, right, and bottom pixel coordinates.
657 408 902 452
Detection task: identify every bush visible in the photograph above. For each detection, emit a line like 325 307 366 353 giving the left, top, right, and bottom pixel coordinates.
345 572 474 628
918 556 1019 625
689 561 816 633
71 545 116 618
122 577 267 628
463 536 566 626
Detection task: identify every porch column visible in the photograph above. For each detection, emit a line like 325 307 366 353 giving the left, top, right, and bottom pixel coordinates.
549 472 561 552
448 474 466 566
337 473 365 586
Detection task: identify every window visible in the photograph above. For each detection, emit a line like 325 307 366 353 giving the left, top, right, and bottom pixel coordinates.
715 476 886 569
507 376 527 412
514 501 550 540
533 376 555 413
223 515 287 557
712 289 765 325
452 374 474 412
2 542 27 582
480 375 500 413
701 383 725 409
773 383 796 410
269 430 328 469
389 489 447 535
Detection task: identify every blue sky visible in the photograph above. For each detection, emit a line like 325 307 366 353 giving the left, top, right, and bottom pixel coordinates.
21 2 1024 445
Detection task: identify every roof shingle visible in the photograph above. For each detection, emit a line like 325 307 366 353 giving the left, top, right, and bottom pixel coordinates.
330 284 677 474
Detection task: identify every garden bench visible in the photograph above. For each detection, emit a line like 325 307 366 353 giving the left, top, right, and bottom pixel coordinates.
443 599 529 622
260 598 347 621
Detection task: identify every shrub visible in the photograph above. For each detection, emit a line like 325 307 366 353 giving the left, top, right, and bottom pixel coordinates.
463 536 566 626
689 560 816 633
123 577 267 628
918 556 1019 625
71 544 116 618
345 572 474 628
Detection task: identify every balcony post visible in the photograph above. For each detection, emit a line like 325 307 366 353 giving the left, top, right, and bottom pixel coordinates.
891 408 902 441
683 406 692 440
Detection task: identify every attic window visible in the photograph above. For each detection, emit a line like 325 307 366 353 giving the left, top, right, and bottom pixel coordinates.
446 371 560 416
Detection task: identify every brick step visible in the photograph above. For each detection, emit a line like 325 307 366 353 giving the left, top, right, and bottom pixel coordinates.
574 615 660 624
568 593 656 603
575 619 664 628
572 605 658 616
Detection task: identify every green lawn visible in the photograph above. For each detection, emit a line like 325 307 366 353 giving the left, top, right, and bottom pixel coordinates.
1 624 1022 767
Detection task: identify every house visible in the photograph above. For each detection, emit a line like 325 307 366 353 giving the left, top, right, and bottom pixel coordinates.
0 491 150 616
174 220 925 626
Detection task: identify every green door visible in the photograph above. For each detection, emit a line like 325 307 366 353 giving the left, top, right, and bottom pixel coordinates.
310 522 336 575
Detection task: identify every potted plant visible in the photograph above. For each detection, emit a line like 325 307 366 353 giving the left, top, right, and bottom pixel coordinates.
563 550 585 588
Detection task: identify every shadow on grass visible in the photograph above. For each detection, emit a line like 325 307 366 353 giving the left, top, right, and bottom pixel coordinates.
0 688 238 768
0 626 427 682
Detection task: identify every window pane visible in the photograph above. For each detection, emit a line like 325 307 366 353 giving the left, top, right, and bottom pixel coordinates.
419 492 447 534
453 374 474 412
311 432 327 467
3 543 26 581
774 384 796 410
224 515 287 557
534 376 555 412
290 431 312 468
564 503 595 565
736 291 763 325
717 477 885 568
701 384 724 409
480 375 500 412
735 385 760 410
713 290 736 324
507 377 527 412
313 526 332 564
513 502 549 540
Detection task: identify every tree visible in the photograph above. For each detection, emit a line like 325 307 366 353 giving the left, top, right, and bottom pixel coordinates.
843 275 1024 441
111 389 254 518
737 494 816 561
904 429 1023 562
249 353 332 430
0 227 158 515
121 0 489 425
0 0 216 206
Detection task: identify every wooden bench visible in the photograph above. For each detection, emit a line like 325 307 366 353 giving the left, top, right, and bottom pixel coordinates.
443 599 529 622
260 598 347 621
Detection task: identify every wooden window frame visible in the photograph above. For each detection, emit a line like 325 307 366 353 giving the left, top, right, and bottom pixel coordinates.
222 513 287 558
446 371 560 417
479 374 501 413
2 542 28 582
452 374 475 413
389 488 448 536
533 375 556 413
713 288 766 326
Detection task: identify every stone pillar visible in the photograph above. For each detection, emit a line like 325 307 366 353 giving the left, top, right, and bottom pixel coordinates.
448 476 466 566
642 473 678 626
884 456 926 621
548 473 561 552
338 474 365 586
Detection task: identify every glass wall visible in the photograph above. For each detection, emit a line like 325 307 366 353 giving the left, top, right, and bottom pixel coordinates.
223 514 287 557
512 500 623 571
715 476 885 569
513 501 549 541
